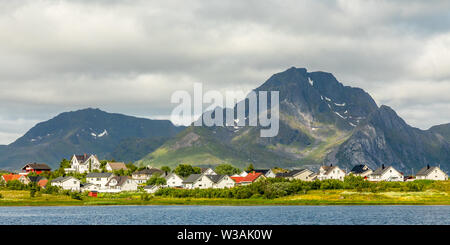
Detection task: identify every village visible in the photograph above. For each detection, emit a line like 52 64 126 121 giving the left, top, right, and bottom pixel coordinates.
0 153 448 197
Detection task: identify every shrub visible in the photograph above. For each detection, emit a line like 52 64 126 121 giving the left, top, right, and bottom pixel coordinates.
70 192 82 200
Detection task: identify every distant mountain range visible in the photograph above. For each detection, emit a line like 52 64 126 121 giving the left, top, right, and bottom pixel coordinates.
1 67 449 173
0 108 184 170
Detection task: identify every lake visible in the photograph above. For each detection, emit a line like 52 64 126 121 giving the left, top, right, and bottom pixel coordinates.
0 205 449 225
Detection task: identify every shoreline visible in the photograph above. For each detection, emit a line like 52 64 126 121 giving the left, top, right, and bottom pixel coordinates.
1 189 449 207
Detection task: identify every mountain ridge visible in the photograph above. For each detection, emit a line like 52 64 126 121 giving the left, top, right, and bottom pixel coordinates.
0 108 184 170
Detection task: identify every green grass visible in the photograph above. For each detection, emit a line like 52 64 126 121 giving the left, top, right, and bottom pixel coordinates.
1 189 448 206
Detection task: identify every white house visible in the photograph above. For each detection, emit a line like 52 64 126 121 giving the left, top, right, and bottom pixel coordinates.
415 165 448 181
276 169 315 181
165 173 184 188
65 154 101 173
104 176 138 192
201 168 217 175
105 162 127 172
368 165 404 182
317 165 346 181
86 172 114 189
182 174 214 189
207 175 235 189
350 165 373 178
132 168 166 185
81 183 100 192
51 176 81 191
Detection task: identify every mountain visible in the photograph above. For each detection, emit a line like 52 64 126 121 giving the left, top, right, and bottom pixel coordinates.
329 106 450 173
0 108 184 170
138 67 450 172
429 123 450 142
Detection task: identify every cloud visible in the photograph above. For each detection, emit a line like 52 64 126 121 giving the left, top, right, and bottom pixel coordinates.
0 0 449 144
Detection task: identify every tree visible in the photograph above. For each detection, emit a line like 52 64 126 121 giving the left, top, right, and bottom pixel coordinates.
161 166 171 174
146 174 167 186
59 158 71 169
245 163 255 172
215 164 240 175
174 164 201 178
126 162 137 173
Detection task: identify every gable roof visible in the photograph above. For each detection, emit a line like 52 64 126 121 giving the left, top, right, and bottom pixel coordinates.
416 166 443 176
249 169 271 175
1 174 23 182
372 166 396 176
165 173 182 179
231 172 263 184
133 168 164 176
206 174 228 183
105 176 131 187
106 162 128 171
86 172 113 178
22 163 51 171
182 174 203 184
51 176 78 183
320 165 343 175
28 176 45 183
350 165 372 174
74 154 98 164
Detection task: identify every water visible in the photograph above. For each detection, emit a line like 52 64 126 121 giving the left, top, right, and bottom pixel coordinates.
0 205 449 225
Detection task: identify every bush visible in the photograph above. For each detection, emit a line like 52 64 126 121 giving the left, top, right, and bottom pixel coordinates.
141 193 152 201
70 192 82 200
0 193 3 199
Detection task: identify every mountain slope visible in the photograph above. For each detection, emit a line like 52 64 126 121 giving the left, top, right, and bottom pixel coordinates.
329 106 450 172
0 108 184 169
429 123 450 142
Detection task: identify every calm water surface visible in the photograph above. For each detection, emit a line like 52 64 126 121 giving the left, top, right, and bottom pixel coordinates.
0 205 449 225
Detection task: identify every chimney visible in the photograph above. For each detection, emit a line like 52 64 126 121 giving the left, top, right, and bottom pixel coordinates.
427 164 430 169
382 164 385 169
330 164 333 167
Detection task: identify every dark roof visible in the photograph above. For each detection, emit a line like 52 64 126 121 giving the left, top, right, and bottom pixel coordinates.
133 168 164 176
248 169 270 175
52 176 76 183
28 176 46 183
350 165 371 174
86 172 113 178
22 163 51 171
143 185 159 189
372 166 393 176
276 169 311 178
416 166 439 176
206 175 226 183
106 176 130 187
74 154 97 163
182 174 203 184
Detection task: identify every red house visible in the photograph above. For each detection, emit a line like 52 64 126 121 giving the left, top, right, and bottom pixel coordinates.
22 163 52 174
231 172 265 185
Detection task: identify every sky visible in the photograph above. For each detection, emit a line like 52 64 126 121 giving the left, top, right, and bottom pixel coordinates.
0 0 450 144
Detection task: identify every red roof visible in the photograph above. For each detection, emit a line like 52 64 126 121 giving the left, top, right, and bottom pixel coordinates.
231 172 263 184
37 179 48 188
1 174 22 182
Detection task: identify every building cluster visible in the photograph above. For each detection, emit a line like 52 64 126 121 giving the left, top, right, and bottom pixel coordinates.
1 153 448 194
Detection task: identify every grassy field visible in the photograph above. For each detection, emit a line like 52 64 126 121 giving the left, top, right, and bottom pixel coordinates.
0 189 448 206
